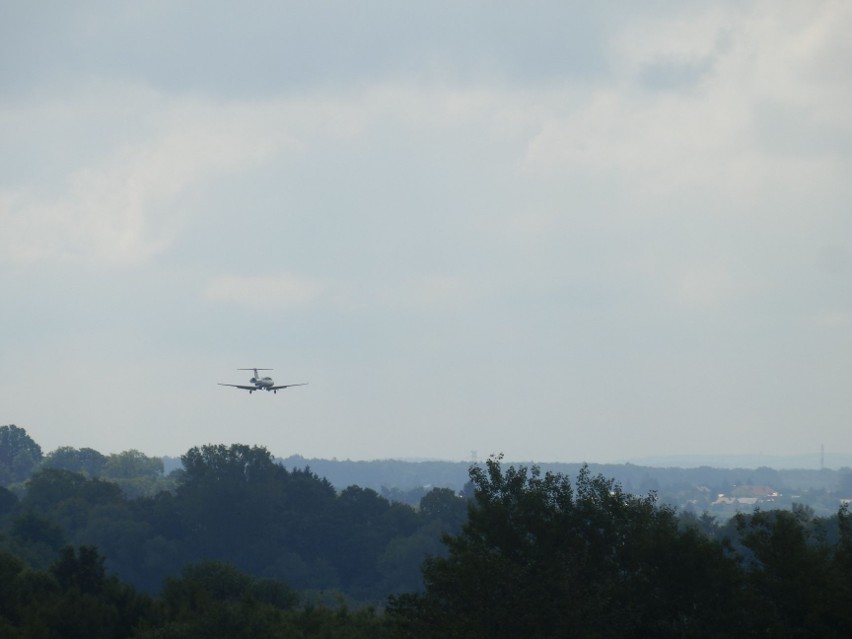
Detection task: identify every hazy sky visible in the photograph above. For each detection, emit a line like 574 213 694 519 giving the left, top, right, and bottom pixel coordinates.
2 1 851 464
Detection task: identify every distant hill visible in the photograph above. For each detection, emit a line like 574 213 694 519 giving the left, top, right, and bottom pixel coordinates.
161 453 852 493
159 453 852 517
621 453 852 470
277 455 472 493
274 454 849 493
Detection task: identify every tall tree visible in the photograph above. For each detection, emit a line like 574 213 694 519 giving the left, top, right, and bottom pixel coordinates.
734 506 852 636
102 449 168 498
42 446 108 477
0 424 43 485
175 444 313 580
102 450 163 480
390 456 745 638
0 485 17 518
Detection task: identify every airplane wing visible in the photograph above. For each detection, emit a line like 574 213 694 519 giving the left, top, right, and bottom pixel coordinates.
269 383 309 390
218 383 258 390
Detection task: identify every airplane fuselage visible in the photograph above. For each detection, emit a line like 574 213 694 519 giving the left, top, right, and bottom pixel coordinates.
218 368 308 394
251 375 275 389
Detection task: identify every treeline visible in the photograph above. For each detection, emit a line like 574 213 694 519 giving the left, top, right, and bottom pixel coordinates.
1 424 173 498
277 454 852 514
1 437 467 599
0 548 391 638
388 457 852 638
3 425 852 636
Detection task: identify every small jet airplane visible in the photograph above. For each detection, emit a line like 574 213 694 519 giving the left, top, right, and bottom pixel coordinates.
218 368 308 394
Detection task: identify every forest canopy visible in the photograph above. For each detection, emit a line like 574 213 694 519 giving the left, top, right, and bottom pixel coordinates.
1 426 852 637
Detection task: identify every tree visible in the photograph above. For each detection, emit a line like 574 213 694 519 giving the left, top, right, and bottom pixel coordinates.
4 545 154 639
15 468 137 574
102 450 163 480
42 446 107 477
0 485 17 519
162 560 254 608
419 487 468 535
180 444 276 485
51 545 106 594
7 510 66 568
23 468 124 517
389 456 745 638
734 507 852 636
0 424 43 485
129 559 391 639
331 486 396 594
101 450 169 498
176 444 288 560
825 505 852 634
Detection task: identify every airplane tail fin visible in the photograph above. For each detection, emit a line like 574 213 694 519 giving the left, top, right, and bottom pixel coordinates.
238 368 272 381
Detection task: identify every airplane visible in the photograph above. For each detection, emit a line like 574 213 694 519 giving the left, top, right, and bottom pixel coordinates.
218 368 308 394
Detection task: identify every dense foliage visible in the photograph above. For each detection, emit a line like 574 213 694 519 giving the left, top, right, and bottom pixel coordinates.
0 548 389 638
1 437 467 600
2 427 852 636
388 455 852 638
0 425 43 485
275 455 852 517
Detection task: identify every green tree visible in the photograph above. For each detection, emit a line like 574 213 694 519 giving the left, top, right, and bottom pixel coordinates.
332 486 394 589
0 424 43 485
51 544 106 594
172 444 428 598
24 468 124 522
419 487 468 535
141 560 301 639
176 444 288 562
5 510 66 568
0 546 152 639
825 505 852 634
102 450 168 498
9 511 65 549
0 485 18 518
734 507 850 637
180 444 276 485
389 456 745 638
103 450 163 480
376 524 441 595
42 446 108 477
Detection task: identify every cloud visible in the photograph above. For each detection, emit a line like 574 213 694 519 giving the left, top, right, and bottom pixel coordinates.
2 1 852 463
0 90 291 266
201 271 475 316
520 2 852 203
811 311 852 329
0 2 614 99
670 262 759 309
372 275 473 313
203 273 325 310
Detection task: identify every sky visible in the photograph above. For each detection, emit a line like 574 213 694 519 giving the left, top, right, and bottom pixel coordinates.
1 1 851 465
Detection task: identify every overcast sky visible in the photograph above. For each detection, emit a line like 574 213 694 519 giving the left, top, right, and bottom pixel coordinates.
2 1 851 465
